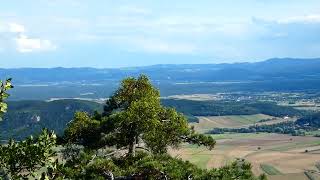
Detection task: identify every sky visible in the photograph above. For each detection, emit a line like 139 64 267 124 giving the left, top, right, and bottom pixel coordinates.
0 0 320 68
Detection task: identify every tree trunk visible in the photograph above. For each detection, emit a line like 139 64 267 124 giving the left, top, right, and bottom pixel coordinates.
103 171 114 180
128 136 136 157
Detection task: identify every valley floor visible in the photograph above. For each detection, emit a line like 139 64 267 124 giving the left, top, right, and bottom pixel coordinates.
169 133 320 180
191 114 297 133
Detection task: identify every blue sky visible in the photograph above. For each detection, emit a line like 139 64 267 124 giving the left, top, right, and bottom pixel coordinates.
0 0 320 68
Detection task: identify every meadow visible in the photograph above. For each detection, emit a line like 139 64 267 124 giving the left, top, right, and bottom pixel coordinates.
190 114 296 133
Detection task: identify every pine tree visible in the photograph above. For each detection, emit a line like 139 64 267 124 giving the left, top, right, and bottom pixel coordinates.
66 75 216 156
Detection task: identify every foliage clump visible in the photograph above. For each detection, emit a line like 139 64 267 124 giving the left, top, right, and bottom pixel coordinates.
57 149 267 180
0 79 13 119
0 129 57 179
65 75 216 156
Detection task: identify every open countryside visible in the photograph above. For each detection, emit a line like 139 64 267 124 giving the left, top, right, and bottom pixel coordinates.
2 1 320 179
191 114 297 133
169 107 320 179
170 133 320 179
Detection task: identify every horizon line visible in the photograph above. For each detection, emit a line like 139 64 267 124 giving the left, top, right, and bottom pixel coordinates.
1 57 320 69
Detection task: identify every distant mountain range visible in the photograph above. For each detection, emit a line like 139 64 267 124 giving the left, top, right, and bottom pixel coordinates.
1 58 320 100
1 58 320 83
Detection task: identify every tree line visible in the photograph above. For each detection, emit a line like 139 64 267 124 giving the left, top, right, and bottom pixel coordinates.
162 99 304 118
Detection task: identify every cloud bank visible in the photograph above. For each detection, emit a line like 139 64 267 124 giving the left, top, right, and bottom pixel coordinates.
0 0 320 67
0 22 56 53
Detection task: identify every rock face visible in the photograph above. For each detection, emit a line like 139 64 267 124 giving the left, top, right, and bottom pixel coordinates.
31 115 41 122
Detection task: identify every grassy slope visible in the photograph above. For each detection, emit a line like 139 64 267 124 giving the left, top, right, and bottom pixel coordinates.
192 114 275 133
210 132 269 140
260 164 282 175
270 140 320 151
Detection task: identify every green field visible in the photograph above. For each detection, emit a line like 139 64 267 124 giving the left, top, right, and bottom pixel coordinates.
227 114 271 124
260 164 283 175
306 130 320 136
316 162 320 171
193 114 276 133
176 144 212 168
304 171 320 180
268 173 310 180
171 133 320 180
210 132 269 140
189 154 211 169
270 140 320 151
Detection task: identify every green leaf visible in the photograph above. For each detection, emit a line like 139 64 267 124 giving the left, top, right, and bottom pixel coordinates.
0 78 13 118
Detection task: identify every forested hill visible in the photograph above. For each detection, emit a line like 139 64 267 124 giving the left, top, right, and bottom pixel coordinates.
162 99 305 119
0 99 102 141
1 58 320 83
0 99 305 141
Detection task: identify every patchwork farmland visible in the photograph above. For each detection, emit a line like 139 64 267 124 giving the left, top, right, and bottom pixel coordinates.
190 114 297 133
170 133 320 180
172 114 320 179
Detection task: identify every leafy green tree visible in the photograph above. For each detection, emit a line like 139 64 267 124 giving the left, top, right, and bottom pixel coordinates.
204 160 267 180
0 79 59 179
0 129 57 179
64 111 102 148
66 75 215 156
0 78 13 119
104 75 215 156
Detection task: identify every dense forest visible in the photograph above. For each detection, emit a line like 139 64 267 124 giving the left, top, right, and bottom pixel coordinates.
162 99 304 118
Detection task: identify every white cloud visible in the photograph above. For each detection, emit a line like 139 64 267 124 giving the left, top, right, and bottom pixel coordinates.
251 15 320 41
255 14 320 24
83 14 253 55
104 35 197 54
0 22 57 53
8 23 25 33
132 38 197 54
278 14 320 24
15 34 56 53
118 6 151 16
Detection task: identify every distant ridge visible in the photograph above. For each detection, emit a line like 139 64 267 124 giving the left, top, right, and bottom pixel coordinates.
1 58 320 83
1 58 320 70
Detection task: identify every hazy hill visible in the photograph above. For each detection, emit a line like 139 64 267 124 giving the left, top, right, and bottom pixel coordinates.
1 58 320 83
1 58 320 100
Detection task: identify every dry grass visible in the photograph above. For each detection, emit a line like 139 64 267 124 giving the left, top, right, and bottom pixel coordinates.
268 173 309 180
169 133 320 178
191 114 296 133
